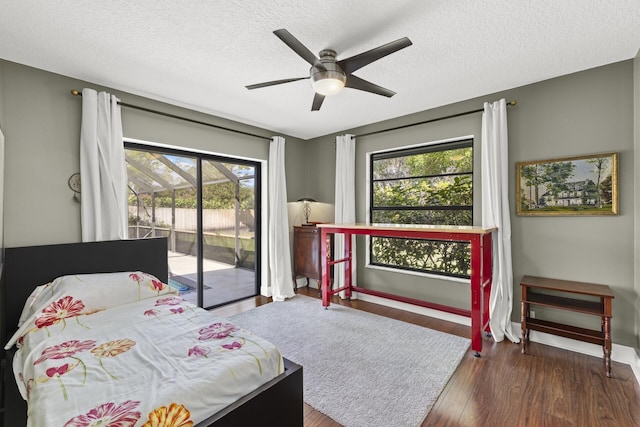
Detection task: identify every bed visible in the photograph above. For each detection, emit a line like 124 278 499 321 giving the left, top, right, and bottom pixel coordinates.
1 237 303 426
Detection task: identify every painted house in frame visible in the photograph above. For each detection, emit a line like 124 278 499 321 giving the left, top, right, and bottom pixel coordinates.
541 180 598 207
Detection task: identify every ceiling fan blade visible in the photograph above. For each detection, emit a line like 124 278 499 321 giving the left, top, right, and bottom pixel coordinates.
246 77 308 90
338 37 412 74
274 29 324 69
311 93 325 111
345 74 396 97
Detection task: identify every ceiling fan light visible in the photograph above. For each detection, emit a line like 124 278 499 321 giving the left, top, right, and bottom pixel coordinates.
312 77 345 95
311 69 346 95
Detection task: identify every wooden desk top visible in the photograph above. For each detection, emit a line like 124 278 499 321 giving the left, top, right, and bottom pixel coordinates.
316 223 497 234
520 275 615 298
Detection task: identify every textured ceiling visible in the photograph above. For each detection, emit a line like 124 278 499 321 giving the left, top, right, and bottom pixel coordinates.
1 0 639 140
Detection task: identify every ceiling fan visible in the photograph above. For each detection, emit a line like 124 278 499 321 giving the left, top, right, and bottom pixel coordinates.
246 29 412 111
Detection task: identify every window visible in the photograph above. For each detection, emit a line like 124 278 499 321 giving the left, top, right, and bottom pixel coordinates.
369 138 473 278
125 142 261 309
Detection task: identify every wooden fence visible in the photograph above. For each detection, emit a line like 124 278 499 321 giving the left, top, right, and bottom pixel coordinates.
128 206 254 232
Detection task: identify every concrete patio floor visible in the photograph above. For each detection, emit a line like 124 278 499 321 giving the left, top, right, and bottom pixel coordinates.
167 251 257 307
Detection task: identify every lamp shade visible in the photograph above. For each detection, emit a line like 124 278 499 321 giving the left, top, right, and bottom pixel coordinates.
297 198 316 203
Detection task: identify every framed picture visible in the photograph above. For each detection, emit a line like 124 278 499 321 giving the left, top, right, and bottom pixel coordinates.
516 151 618 216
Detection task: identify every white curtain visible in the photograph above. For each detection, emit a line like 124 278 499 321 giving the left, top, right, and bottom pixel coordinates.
0 125 4 254
334 134 357 299
268 136 295 301
481 98 519 343
80 88 128 242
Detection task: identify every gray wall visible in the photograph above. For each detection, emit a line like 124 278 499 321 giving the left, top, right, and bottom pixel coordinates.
635 49 640 356
0 60 5 128
0 60 305 248
306 60 637 347
1 58 638 348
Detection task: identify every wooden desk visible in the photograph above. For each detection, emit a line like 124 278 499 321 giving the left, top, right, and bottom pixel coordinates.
520 275 615 377
317 223 496 356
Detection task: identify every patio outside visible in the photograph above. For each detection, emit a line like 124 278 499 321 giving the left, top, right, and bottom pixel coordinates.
167 251 255 306
126 145 259 309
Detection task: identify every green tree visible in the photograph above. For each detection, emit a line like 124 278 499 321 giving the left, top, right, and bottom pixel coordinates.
371 146 473 276
586 157 609 208
543 162 575 200
600 175 612 205
404 148 472 176
520 164 545 209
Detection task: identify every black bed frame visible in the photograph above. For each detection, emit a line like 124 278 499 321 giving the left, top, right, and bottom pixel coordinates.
0 238 302 427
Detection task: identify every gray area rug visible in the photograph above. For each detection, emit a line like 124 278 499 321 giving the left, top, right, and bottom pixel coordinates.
229 295 469 427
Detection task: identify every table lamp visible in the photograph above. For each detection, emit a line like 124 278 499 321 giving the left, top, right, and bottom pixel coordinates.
297 198 316 224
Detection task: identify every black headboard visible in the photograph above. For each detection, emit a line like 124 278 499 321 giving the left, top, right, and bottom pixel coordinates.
1 238 168 349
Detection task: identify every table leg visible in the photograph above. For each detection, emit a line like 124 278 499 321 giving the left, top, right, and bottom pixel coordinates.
345 232 352 300
321 229 330 308
482 232 493 337
470 235 482 357
521 300 528 354
604 316 612 377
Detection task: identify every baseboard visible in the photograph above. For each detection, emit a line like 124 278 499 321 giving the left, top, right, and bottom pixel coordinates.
351 293 640 385
356 293 471 326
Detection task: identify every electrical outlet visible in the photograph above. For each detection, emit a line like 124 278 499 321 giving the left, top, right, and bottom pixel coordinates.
530 311 535 319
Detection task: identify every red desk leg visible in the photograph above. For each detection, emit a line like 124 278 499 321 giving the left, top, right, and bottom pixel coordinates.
470 234 482 357
345 232 352 299
482 232 493 334
321 228 330 308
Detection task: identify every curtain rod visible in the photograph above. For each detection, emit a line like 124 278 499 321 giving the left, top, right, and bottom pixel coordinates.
70 89 272 141
353 100 517 139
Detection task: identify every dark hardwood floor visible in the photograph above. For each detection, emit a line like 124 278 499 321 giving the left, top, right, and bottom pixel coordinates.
211 287 640 427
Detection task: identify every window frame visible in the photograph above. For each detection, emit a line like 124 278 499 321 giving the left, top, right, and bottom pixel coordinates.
367 137 474 279
124 140 262 309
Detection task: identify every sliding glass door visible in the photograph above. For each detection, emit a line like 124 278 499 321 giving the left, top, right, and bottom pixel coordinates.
124 142 261 309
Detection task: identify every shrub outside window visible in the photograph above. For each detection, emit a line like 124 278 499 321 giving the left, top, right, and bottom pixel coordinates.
369 138 473 278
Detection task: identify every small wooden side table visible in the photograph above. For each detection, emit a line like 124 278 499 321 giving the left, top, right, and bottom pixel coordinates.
520 275 615 377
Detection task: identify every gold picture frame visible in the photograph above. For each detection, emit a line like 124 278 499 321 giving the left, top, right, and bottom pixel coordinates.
516 152 618 216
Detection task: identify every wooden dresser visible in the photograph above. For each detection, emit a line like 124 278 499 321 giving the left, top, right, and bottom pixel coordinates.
293 225 331 290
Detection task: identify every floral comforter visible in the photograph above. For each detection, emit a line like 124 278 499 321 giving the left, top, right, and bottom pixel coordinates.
5 272 283 427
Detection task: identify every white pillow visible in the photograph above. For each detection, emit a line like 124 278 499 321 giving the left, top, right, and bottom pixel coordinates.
6 271 177 349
